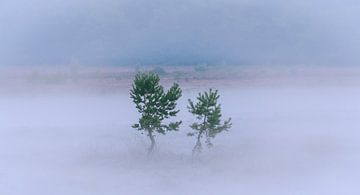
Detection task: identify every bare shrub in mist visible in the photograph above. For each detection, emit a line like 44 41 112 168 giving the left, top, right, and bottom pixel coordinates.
194 64 208 72
188 89 232 155
151 67 167 76
130 72 182 155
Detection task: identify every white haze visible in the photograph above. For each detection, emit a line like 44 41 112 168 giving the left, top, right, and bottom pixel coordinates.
0 0 360 65
1 83 360 194
1 0 360 194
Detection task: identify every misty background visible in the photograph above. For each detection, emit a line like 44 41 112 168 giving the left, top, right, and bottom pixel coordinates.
1 0 359 66
2 1 360 194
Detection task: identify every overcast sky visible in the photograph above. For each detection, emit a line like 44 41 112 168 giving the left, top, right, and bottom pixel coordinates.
0 0 359 66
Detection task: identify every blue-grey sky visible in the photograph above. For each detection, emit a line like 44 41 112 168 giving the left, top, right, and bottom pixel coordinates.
0 0 359 66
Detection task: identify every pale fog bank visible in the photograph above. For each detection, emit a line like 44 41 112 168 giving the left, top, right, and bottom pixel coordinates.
1 82 360 194
1 0 360 66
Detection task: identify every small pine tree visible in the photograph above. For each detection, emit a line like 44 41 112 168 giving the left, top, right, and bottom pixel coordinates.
130 72 182 154
188 89 232 155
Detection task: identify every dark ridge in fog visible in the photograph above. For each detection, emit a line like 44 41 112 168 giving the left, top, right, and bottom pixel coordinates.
0 0 359 66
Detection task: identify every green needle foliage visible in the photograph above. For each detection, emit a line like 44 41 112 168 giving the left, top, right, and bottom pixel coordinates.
130 72 182 154
188 89 232 155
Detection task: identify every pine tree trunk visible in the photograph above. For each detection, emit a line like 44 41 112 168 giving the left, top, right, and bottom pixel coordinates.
148 130 156 155
192 131 203 156
193 116 207 156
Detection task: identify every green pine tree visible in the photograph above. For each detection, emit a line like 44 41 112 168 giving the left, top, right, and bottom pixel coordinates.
130 72 182 154
188 89 232 155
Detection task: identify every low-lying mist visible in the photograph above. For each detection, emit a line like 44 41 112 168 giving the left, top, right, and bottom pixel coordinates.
1 72 360 194
1 0 360 193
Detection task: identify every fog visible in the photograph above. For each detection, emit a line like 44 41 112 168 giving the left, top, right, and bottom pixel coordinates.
2 0 360 194
1 0 360 66
1 83 360 194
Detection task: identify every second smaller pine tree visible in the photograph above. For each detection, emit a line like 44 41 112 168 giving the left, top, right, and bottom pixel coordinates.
188 89 232 155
